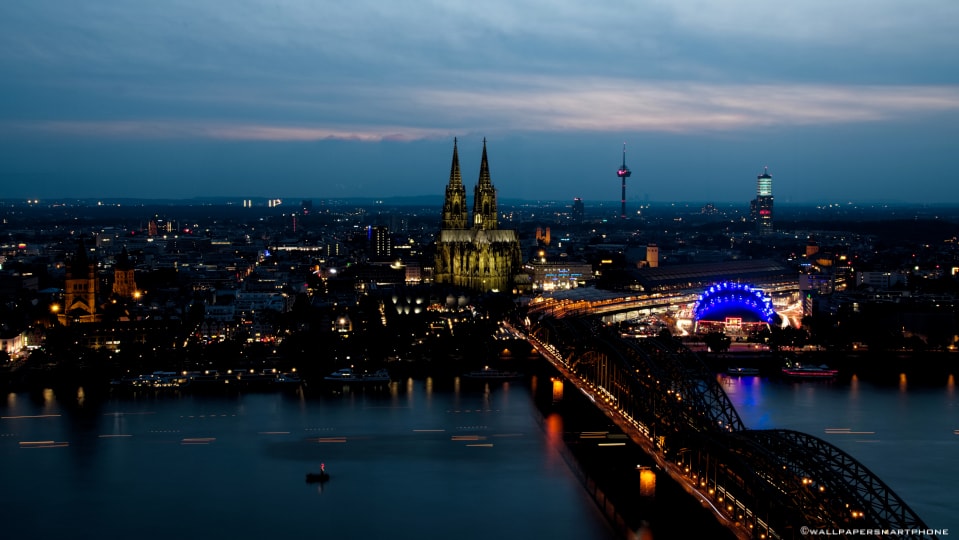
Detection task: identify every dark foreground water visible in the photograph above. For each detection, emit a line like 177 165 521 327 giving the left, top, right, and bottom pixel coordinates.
0 380 617 540
720 373 959 533
4 372 956 538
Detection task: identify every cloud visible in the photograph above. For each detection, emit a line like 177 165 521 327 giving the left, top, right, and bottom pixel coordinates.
649 0 959 48
11 79 959 141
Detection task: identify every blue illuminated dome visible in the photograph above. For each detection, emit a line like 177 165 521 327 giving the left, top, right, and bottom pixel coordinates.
693 281 775 324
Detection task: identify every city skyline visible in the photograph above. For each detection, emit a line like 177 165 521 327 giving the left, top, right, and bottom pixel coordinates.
2 1 958 204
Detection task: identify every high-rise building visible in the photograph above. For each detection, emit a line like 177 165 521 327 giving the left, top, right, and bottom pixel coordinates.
616 144 632 219
750 167 774 236
434 138 521 292
572 197 584 224
369 225 391 260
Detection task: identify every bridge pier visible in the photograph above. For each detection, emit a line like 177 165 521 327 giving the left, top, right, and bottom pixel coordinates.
529 358 738 540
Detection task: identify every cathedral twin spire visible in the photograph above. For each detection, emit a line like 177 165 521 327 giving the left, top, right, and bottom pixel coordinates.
441 138 497 231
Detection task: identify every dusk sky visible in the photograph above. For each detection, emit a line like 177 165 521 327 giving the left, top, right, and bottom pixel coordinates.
2 1 958 204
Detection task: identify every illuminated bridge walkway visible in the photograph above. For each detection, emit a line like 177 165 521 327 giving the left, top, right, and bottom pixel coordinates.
525 316 936 540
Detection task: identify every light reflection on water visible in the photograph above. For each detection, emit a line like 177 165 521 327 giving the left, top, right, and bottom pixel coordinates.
720 374 959 532
0 383 614 540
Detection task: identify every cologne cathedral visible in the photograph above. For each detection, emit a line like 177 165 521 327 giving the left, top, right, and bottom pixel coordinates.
434 138 521 292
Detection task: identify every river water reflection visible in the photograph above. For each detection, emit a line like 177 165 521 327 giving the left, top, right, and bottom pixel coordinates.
720 373 959 533
1 380 616 540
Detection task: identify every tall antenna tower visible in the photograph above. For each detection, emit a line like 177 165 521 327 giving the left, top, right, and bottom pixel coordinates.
616 143 632 219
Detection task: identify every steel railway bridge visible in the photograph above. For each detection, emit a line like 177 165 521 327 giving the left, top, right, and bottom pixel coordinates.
527 316 937 540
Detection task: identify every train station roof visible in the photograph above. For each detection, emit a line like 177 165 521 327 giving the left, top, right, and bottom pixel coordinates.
629 259 795 291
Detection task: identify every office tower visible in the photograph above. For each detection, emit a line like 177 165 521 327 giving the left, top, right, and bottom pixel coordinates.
572 197 584 224
752 167 774 236
369 225 391 260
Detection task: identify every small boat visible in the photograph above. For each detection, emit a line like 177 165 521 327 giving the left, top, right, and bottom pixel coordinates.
275 372 302 385
462 366 523 380
726 366 760 376
323 368 391 383
306 463 330 483
305 471 330 483
781 364 838 380
113 371 188 389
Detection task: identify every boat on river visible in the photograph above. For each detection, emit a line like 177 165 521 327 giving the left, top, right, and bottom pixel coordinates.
726 366 761 376
323 368 391 383
781 364 838 380
462 366 523 380
305 471 330 483
110 371 188 389
306 463 330 483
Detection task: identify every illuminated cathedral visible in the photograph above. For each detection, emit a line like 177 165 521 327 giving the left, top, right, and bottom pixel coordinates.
434 138 521 292
59 240 100 326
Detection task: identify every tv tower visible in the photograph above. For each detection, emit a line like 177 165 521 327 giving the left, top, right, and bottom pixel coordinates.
616 143 632 219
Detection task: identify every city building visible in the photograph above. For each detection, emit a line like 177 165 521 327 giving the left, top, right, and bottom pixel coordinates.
525 259 594 291
856 271 908 290
0 328 25 359
535 227 551 246
572 197 584 224
369 225 391 261
626 243 658 268
750 167 774 236
59 240 100 326
434 138 521 292
112 246 137 299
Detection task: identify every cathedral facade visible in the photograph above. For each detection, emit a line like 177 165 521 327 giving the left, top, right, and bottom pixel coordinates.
60 240 100 326
434 139 521 292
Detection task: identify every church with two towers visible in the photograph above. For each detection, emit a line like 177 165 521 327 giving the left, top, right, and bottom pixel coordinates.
433 138 521 292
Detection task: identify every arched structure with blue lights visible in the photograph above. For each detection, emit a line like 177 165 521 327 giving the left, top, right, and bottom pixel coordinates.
693 281 775 333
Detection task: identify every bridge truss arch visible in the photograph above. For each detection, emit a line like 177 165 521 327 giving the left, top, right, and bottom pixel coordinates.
529 315 936 539
737 429 933 532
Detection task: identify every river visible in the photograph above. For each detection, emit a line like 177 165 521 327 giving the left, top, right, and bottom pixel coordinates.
3 371 955 538
720 372 959 533
0 379 617 540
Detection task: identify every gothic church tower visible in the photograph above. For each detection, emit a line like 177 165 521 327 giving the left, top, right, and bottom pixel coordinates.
441 138 468 230
112 246 137 299
60 240 100 325
472 138 498 230
435 139 521 292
